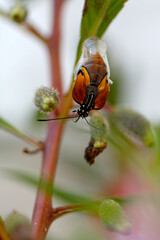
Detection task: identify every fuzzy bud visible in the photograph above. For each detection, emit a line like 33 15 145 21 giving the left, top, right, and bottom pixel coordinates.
10 4 27 23
34 87 59 113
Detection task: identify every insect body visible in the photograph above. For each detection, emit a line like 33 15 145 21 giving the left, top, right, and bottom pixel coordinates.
72 37 111 120
38 37 111 124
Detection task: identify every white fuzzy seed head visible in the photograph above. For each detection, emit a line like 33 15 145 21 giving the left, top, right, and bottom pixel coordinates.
34 87 59 113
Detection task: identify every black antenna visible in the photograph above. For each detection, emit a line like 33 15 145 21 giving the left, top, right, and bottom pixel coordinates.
85 118 104 130
37 116 78 121
74 116 80 123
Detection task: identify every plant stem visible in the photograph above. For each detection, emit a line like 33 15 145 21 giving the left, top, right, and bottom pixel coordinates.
0 9 48 44
32 121 63 240
31 1 67 239
49 0 64 99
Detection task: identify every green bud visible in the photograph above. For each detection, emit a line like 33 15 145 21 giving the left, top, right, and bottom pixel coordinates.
90 112 109 148
99 199 131 234
111 108 155 147
34 87 59 113
10 5 27 23
84 112 109 165
5 211 30 233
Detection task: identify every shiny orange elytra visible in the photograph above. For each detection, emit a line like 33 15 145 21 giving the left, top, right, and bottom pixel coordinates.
72 37 111 119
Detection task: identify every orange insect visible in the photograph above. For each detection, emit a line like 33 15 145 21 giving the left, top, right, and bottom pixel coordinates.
72 37 111 121
38 37 111 123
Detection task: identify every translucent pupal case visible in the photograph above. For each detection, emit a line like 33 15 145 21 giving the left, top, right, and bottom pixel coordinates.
74 37 111 81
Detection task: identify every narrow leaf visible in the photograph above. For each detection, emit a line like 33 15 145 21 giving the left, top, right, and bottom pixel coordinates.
4 169 89 203
97 0 128 37
0 117 40 148
99 199 131 234
76 0 128 63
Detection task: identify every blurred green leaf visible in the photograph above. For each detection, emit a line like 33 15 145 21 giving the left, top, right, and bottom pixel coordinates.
5 168 136 201
0 117 22 135
99 199 131 234
154 125 160 164
76 0 127 63
4 169 132 206
5 169 89 203
0 217 10 240
0 117 40 147
108 108 155 148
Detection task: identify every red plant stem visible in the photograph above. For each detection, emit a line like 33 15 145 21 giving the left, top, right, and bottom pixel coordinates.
49 0 64 99
32 121 63 240
32 1 65 239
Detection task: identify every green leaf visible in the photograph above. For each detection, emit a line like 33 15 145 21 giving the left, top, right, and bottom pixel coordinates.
3 169 133 205
0 117 40 148
4 169 89 203
76 0 128 63
99 199 131 234
109 108 155 147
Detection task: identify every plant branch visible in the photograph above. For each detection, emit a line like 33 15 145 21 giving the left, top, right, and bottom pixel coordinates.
0 9 48 44
0 117 43 149
53 201 100 220
31 1 66 239
21 22 49 44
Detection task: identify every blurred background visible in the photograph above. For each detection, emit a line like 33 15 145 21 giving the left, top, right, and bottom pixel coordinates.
0 0 160 239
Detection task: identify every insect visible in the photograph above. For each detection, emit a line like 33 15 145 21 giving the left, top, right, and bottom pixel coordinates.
72 37 111 121
38 37 111 124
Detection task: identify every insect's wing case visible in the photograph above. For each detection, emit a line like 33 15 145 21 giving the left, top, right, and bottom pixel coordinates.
94 82 110 109
72 71 86 105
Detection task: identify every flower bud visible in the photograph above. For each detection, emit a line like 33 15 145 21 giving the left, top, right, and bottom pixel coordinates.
84 112 109 165
90 112 109 148
99 199 132 234
10 4 27 23
5 211 30 233
34 87 59 113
